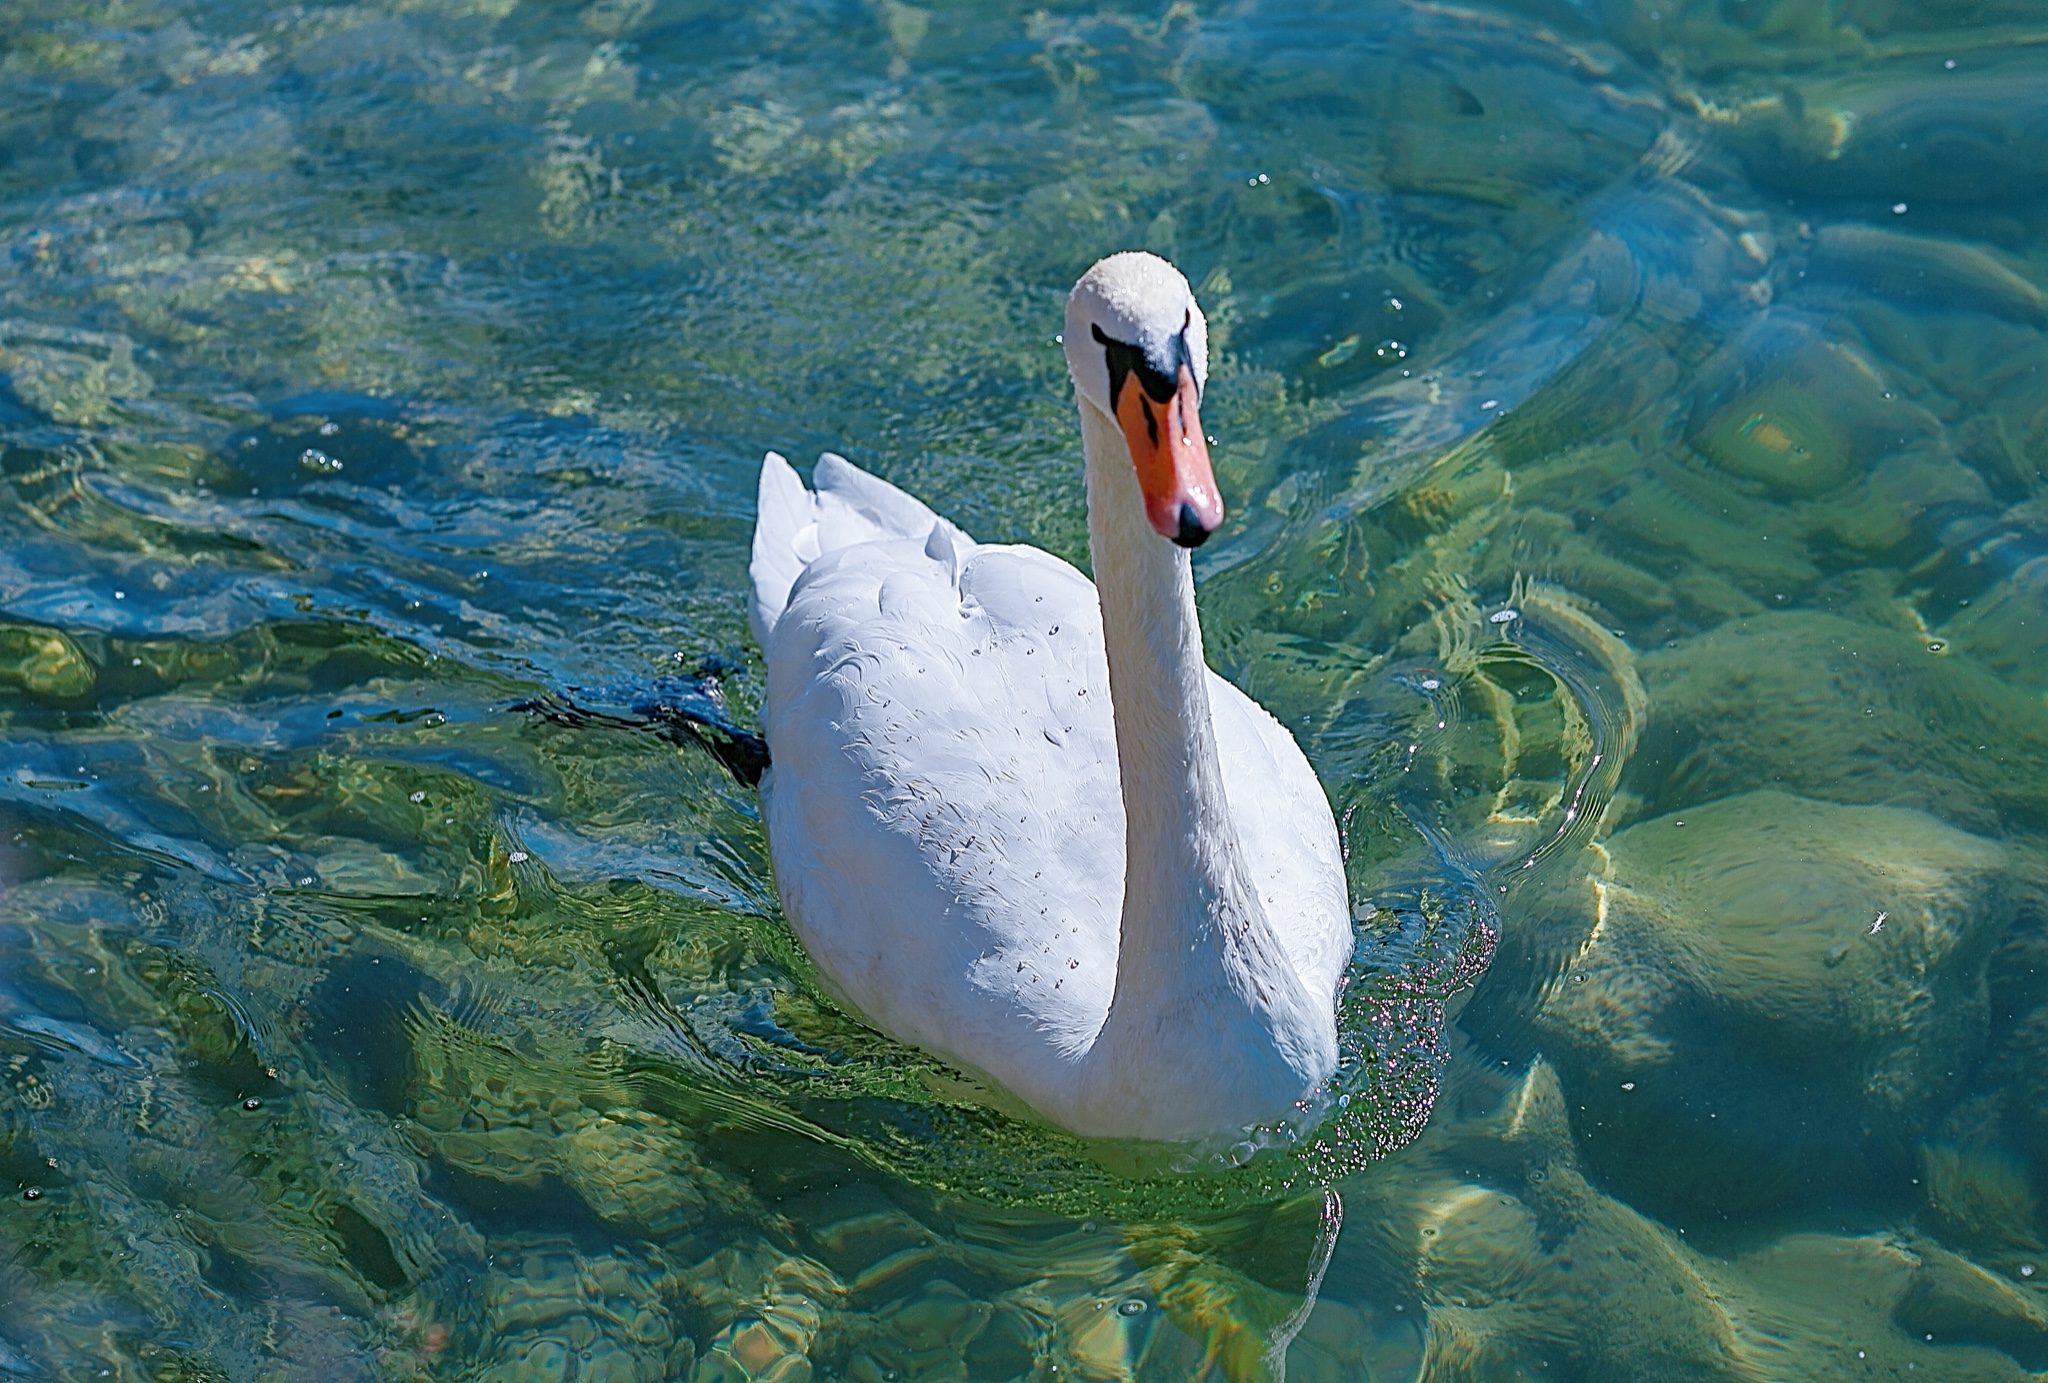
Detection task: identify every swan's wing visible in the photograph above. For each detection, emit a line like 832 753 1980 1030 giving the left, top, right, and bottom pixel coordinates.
813 452 967 551
750 452 811 647
758 514 1124 1100
1209 678 1353 1002
750 451 975 644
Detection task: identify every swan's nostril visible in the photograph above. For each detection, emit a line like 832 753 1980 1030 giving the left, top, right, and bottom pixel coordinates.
1173 502 1212 549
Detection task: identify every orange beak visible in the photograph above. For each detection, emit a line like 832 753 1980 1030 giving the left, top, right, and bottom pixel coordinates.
1114 363 1223 547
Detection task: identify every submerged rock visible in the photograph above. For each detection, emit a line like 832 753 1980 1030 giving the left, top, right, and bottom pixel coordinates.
0 622 94 701
1920 1135 2046 1265
1732 1233 2048 1380
1371 1061 1753 1380
1636 611 2048 832
1937 537 2048 700
683 1245 842 1383
1712 54 2048 204
1359 1060 2048 1379
471 1236 689 1383
0 322 151 426
1803 225 2047 329
1534 790 2011 1213
1685 314 1941 501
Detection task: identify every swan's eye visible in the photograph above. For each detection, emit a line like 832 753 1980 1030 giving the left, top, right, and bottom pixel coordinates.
1091 323 1177 407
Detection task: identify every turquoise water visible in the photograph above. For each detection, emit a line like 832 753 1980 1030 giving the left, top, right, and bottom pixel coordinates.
3 0 2048 1377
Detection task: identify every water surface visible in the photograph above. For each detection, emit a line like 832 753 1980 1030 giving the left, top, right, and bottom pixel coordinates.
3 0 2048 1378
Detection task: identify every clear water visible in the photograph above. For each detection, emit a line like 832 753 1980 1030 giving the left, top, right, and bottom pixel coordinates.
2 0 2047 1377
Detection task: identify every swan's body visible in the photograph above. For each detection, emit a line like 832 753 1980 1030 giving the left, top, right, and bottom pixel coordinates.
750 254 1351 1141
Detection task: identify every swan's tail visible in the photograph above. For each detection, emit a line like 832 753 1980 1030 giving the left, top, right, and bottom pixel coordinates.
749 451 973 645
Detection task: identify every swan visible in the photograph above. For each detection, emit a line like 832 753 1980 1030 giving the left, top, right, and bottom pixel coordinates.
749 252 1351 1142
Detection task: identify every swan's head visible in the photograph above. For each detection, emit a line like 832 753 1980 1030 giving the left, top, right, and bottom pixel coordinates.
1064 252 1220 548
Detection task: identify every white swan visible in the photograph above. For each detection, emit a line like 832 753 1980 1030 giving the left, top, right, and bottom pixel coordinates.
749 252 1350 1142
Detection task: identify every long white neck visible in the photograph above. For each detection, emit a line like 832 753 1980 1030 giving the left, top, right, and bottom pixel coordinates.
1069 399 1329 1141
